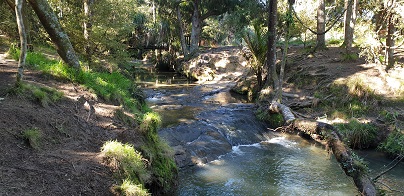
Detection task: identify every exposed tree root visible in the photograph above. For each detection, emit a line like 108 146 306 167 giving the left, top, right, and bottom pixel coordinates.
268 101 377 196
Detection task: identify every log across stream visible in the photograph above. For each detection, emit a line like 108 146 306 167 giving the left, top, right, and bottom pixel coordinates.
268 101 377 195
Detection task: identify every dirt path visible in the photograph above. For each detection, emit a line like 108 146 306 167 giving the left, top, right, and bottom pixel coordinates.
0 52 136 195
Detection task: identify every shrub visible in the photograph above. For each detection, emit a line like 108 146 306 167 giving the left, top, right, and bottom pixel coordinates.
335 119 378 149
378 129 404 157
22 128 42 149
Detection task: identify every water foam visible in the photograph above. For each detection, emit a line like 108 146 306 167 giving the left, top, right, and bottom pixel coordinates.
263 137 297 148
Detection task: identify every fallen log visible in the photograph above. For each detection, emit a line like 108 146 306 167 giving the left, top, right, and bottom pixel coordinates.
268 101 377 196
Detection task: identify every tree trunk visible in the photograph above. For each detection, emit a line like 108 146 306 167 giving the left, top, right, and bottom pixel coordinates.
386 15 395 71
266 0 279 95
316 0 326 49
189 0 201 57
83 0 93 67
176 5 189 56
278 3 292 102
15 0 27 84
22 0 32 50
343 0 358 52
27 0 80 69
268 102 377 195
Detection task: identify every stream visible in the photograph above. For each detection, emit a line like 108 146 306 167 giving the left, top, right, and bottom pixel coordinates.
135 64 404 195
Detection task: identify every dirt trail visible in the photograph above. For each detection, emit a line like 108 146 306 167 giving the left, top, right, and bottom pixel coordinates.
0 51 138 195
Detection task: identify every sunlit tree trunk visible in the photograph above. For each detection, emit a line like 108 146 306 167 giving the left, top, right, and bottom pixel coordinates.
83 0 93 66
27 0 80 69
316 0 326 49
15 0 27 84
266 0 279 96
189 0 201 56
386 15 396 71
343 0 358 52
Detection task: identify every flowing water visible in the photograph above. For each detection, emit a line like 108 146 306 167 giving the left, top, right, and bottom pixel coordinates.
135 64 404 195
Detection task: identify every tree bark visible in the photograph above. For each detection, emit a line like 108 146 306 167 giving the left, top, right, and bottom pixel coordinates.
176 5 189 56
83 0 93 66
189 0 201 57
266 0 279 94
316 0 326 49
343 0 358 52
268 102 377 195
27 0 80 69
386 15 395 71
15 0 27 84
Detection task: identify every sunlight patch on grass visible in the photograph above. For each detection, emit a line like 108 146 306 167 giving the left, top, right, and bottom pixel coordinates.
116 179 150 196
101 141 150 184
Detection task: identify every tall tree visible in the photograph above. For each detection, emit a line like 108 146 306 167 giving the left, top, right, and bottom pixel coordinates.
27 0 80 69
316 0 326 49
83 0 93 66
342 0 358 52
266 0 279 97
15 0 27 84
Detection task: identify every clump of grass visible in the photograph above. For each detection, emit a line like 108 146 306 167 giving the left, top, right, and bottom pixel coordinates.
378 129 404 157
140 112 161 137
22 128 42 149
335 119 378 149
101 141 150 184
10 82 64 107
327 38 342 45
116 179 150 196
341 53 358 62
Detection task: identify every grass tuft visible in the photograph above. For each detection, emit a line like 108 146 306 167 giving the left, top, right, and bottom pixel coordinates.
116 179 150 196
101 141 150 184
22 128 42 149
335 119 378 149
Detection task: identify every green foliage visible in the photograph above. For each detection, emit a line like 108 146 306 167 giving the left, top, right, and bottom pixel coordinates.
116 179 150 196
335 119 378 149
101 141 150 184
141 136 177 194
140 112 161 138
256 108 284 128
139 112 177 194
10 82 63 107
378 129 404 157
327 38 343 45
22 128 42 149
8 47 144 115
341 53 359 62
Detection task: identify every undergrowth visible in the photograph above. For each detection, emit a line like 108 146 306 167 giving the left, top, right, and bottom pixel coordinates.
139 112 177 195
335 119 378 149
101 141 151 194
9 45 177 194
8 45 145 116
378 129 404 157
322 77 381 119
